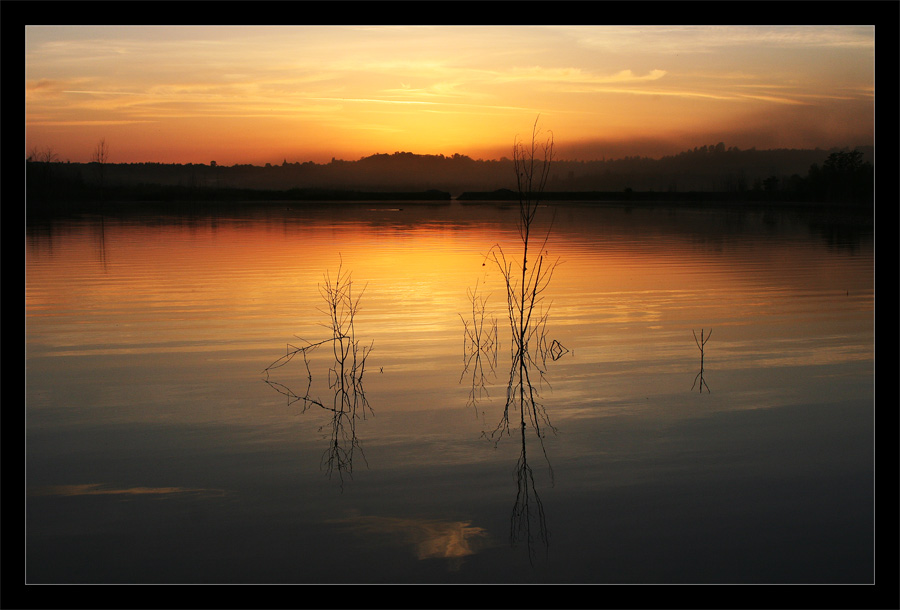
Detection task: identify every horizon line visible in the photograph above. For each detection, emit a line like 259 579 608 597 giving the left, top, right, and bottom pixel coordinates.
26 142 875 167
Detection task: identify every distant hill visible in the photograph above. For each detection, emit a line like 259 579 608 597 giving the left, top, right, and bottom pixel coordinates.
26 144 874 204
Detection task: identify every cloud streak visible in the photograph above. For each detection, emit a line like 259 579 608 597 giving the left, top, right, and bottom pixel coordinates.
498 66 668 84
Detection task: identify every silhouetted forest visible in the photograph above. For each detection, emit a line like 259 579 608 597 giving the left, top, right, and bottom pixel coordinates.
26 144 874 213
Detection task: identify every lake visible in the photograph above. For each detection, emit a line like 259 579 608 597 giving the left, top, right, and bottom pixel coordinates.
25 199 875 586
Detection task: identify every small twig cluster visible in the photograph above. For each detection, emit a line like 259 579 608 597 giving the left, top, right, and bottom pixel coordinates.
264 261 373 487
459 282 499 414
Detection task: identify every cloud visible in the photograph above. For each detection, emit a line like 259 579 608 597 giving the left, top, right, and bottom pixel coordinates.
26 79 59 92
499 66 667 85
26 119 152 127
561 97 874 160
733 93 811 106
555 25 874 55
381 81 471 99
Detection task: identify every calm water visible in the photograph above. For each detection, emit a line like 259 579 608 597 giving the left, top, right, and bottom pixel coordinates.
25 201 875 584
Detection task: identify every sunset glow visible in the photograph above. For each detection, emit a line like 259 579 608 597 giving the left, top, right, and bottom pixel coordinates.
25 25 874 165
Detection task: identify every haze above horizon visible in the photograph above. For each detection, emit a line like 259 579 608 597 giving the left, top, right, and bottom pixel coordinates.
25 25 874 166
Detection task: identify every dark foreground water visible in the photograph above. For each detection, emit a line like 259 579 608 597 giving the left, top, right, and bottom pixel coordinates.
25 200 875 586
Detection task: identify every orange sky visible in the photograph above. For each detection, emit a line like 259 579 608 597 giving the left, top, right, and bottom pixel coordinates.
25 25 875 165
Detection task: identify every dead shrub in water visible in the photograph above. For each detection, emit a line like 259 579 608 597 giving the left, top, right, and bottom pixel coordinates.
461 117 569 564
264 261 373 488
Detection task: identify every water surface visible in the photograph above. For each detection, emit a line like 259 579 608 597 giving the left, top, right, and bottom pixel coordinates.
25 200 875 584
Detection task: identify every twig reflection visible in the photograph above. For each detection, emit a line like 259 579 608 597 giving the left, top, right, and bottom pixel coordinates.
692 328 711 393
459 282 499 414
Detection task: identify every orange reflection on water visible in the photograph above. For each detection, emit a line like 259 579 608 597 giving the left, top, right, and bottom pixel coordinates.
29 483 226 498
26 205 874 420
328 513 493 570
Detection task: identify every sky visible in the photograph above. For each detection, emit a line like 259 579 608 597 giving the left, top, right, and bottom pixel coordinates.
24 25 875 166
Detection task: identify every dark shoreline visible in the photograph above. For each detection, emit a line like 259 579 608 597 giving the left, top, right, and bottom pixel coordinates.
26 184 873 216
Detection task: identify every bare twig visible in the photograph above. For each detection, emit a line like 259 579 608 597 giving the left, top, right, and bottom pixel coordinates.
263 261 374 489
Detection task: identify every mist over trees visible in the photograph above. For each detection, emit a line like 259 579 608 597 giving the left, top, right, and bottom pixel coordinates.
26 143 873 207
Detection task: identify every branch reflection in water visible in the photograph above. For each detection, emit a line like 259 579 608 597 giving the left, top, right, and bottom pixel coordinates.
461 118 569 564
459 282 498 415
263 262 373 488
692 328 711 393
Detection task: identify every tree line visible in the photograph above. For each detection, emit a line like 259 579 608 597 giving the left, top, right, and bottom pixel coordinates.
26 143 873 208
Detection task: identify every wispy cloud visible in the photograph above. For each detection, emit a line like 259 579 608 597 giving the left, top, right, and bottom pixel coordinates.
380 81 472 99
26 119 153 126
499 66 667 84
555 25 875 54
